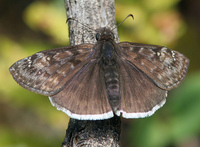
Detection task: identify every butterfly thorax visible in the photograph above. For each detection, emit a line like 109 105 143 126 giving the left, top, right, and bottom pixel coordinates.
96 28 119 65
96 29 121 111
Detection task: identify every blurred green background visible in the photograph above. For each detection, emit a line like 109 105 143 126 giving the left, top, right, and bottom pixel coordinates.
0 0 199 146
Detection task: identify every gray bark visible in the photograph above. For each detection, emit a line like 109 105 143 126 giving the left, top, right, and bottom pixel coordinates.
62 0 121 146
65 0 119 45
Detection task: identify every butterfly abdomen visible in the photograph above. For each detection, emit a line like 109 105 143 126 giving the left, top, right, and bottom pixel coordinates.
100 41 120 111
104 66 120 111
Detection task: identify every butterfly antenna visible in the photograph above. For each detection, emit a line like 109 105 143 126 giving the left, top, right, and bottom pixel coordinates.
111 14 134 31
66 18 97 33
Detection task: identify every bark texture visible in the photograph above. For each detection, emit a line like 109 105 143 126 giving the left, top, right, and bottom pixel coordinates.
65 0 119 45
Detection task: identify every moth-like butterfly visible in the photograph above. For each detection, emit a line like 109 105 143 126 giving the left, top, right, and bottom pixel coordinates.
9 26 189 120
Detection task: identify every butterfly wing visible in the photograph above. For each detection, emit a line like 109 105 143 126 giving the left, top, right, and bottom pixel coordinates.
115 59 167 118
49 60 113 120
9 44 95 96
119 42 189 90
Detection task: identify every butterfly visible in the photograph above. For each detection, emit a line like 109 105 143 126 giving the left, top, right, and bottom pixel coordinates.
9 27 189 120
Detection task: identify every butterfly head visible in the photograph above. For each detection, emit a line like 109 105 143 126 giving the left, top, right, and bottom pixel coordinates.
96 28 115 41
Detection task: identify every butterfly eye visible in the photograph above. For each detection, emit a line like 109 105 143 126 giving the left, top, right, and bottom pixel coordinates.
96 33 101 41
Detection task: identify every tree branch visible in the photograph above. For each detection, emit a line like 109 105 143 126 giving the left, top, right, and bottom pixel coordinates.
62 0 121 146
65 0 119 45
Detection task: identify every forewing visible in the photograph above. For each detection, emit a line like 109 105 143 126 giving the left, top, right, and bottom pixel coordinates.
9 44 94 96
116 59 167 118
119 42 189 90
49 60 113 120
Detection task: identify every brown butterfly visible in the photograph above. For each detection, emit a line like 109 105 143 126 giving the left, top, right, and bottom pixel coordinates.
9 27 189 120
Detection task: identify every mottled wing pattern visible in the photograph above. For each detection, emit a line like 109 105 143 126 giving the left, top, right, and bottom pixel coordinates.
119 42 189 90
9 44 94 96
116 59 167 118
49 60 113 120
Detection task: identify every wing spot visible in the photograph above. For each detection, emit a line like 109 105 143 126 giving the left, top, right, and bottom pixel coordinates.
171 51 176 61
165 82 170 86
27 57 32 66
159 52 166 62
46 57 51 61
129 47 133 51
157 73 162 80
70 64 75 69
174 78 178 82
157 52 161 56
161 47 168 51
171 51 175 57
78 49 84 53
36 52 45 57
9 67 14 71
139 47 144 53
33 84 37 88
65 51 73 56
27 57 31 61
150 67 154 73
